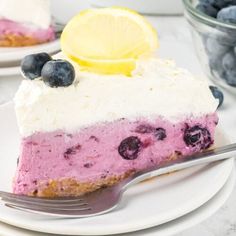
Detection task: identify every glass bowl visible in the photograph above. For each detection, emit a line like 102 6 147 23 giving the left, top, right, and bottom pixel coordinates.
182 0 236 90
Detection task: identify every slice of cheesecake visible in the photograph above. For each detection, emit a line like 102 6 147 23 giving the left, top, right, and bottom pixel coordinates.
0 0 55 47
13 57 218 197
13 8 219 197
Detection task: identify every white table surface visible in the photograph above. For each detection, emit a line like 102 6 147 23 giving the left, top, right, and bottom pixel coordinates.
0 15 236 236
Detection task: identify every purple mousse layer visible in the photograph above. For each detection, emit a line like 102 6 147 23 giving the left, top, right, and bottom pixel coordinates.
13 114 218 195
0 19 55 43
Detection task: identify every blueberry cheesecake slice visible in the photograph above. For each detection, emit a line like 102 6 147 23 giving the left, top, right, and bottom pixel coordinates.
13 8 219 197
0 0 55 47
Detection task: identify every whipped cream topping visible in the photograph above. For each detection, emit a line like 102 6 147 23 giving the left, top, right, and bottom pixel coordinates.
14 56 218 137
0 0 51 29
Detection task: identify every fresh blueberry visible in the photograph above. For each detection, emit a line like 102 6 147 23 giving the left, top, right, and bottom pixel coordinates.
118 136 142 160
208 54 222 71
212 0 236 9
225 70 236 86
217 0 236 8
42 60 75 87
209 86 224 108
199 0 215 4
154 128 167 141
218 34 236 48
205 37 231 78
222 51 236 71
221 50 236 86
196 3 218 17
210 65 226 80
184 125 212 150
210 0 225 9
199 0 236 10
217 6 236 24
21 53 52 80
206 37 230 56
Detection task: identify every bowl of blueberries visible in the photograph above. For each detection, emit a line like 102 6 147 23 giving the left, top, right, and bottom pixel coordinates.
183 0 236 90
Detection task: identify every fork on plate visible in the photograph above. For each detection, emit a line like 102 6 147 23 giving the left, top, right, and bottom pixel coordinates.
1 143 236 218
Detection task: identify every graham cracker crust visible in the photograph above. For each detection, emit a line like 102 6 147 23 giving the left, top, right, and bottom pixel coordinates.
30 171 135 198
0 34 49 47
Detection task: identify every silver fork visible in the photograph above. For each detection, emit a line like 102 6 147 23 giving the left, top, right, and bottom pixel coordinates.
1 143 236 218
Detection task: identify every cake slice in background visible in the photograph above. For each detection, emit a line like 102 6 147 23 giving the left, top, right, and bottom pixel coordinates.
13 8 219 197
0 0 55 47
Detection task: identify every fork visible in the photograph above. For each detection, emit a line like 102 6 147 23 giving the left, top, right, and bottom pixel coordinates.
1 143 236 218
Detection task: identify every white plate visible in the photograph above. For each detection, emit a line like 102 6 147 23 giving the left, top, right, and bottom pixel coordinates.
0 39 60 63
0 102 234 235
0 167 234 236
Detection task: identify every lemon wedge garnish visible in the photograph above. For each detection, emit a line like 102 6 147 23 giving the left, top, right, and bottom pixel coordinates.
61 8 158 75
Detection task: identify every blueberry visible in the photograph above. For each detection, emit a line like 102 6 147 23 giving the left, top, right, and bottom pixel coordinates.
118 136 142 160
196 3 218 17
221 51 236 86
154 128 167 141
208 54 222 71
199 0 236 10
206 37 230 56
21 53 52 80
209 0 236 9
207 49 226 78
209 86 224 108
184 125 212 150
225 70 236 86
222 51 236 71
215 33 236 46
217 6 236 24
42 60 75 87
205 37 230 77
210 65 226 80
199 0 215 4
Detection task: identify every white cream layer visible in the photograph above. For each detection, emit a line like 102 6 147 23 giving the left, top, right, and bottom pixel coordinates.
14 57 218 137
0 0 51 29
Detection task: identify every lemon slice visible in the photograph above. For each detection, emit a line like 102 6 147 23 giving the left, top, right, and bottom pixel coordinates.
61 8 158 75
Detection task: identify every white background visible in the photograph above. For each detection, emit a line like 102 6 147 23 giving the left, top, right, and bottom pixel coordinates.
51 0 184 23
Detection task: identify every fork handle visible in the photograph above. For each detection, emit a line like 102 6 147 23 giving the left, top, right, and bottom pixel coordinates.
122 143 236 191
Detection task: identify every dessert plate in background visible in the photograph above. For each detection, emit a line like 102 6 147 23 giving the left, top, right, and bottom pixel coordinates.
0 102 234 235
0 39 60 77
0 38 60 63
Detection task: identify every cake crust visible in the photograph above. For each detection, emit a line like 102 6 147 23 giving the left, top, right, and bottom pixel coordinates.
30 171 134 198
0 34 50 47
